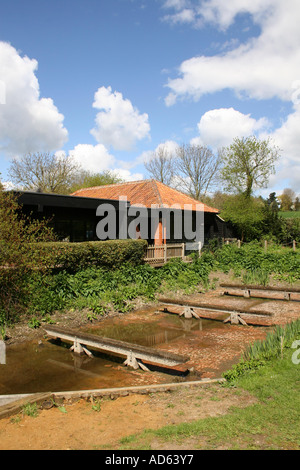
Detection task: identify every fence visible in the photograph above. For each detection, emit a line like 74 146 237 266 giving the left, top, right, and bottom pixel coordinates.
144 243 185 266
224 238 297 251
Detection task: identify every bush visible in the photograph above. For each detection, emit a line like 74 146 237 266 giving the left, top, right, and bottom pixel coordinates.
213 241 300 281
223 319 300 382
31 239 148 272
0 189 55 325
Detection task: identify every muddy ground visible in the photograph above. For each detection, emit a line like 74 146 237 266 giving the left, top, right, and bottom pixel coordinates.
0 272 299 450
0 384 258 450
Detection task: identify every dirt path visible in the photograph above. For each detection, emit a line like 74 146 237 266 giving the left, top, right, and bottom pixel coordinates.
0 383 257 450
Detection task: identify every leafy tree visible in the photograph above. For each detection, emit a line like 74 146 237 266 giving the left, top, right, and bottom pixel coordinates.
220 194 265 241
69 170 124 194
8 152 81 194
278 188 296 211
266 192 279 212
0 182 55 325
201 190 232 212
220 136 280 199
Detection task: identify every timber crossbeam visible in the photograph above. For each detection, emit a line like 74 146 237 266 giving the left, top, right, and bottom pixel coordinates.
44 325 189 372
158 296 275 326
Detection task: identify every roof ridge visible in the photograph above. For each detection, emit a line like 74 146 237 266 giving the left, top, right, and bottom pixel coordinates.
150 179 163 206
71 179 219 213
72 178 154 194
154 180 219 212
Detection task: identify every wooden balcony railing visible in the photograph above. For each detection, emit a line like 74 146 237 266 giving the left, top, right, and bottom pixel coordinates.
144 243 186 266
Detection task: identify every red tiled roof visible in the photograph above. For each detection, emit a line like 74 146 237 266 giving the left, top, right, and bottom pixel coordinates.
71 179 219 213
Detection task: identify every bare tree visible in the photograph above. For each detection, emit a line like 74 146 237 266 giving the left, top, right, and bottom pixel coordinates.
144 146 176 186
175 144 222 200
8 152 81 194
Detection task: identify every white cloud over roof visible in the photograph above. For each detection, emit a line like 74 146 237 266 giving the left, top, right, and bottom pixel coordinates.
91 86 150 151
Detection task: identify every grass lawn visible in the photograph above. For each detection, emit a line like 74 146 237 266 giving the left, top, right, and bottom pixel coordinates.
117 348 300 450
279 211 300 219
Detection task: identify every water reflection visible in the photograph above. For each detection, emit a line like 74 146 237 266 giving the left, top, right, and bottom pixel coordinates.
84 313 206 347
0 309 223 395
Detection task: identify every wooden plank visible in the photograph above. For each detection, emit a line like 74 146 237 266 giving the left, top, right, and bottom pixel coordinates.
159 307 274 327
54 378 226 401
221 285 300 302
220 283 300 294
0 392 53 420
158 297 274 317
44 325 189 366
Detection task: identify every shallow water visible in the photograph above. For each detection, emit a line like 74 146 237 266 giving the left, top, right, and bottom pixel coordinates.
0 308 224 395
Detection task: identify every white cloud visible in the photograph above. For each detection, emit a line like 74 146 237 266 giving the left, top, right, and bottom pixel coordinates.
197 0 275 30
65 144 144 183
162 8 196 25
91 86 150 151
68 143 116 174
111 169 144 182
263 105 300 193
162 0 300 192
136 140 179 165
164 0 300 104
191 108 270 149
0 42 68 157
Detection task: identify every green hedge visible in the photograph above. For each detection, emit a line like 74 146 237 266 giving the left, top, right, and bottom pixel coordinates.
31 239 148 272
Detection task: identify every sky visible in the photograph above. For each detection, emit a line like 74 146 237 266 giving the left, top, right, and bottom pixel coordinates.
0 0 300 197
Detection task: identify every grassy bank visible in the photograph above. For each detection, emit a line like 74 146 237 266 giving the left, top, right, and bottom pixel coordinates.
279 211 300 219
115 322 300 450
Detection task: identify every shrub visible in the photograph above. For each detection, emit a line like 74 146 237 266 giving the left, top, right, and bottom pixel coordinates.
223 319 300 382
31 239 148 272
0 189 55 325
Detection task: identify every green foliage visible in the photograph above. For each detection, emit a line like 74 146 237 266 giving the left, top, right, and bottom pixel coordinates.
244 319 300 362
220 136 279 198
223 319 300 383
0 188 56 326
279 211 300 219
213 241 300 281
28 316 41 329
18 253 212 322
241 269 270 286
220 194 265 241
130 352 300 450
22 402 39 418
31 239 148 272
222 359 266 382
69 169 124 194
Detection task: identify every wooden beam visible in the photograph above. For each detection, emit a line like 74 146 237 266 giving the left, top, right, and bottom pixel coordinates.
158 296 274 317
44 325 189 368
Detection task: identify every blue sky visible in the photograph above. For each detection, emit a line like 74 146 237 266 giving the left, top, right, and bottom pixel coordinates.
0 0 299 196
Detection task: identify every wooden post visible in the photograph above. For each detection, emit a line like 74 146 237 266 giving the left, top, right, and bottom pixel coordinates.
181 243 185 260
164 244 167 263
264 240 268 252
293 240 296 252
237 240 241 248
